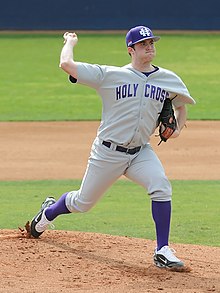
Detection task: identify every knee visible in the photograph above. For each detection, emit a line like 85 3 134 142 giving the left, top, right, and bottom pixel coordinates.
148 177 172 201
150 191 172 201
65 191 94 213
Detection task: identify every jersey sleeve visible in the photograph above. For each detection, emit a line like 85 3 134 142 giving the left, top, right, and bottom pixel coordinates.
71 62 105 89
157 67 196 107
169 91 196 108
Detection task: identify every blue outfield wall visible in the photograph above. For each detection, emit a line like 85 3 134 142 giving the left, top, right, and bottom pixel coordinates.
0 0 220 31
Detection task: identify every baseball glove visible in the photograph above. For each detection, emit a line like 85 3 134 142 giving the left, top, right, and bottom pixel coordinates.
157 98 177 145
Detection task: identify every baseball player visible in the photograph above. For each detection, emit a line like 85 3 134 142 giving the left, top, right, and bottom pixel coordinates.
30 26 195 269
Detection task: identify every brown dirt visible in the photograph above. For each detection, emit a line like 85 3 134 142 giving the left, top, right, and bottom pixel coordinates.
0 120 219 181
0 121 219 292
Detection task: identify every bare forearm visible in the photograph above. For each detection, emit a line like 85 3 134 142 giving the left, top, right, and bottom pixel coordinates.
171 105 187 138
59 32 78 78
60 40 74 64
175 105 187 131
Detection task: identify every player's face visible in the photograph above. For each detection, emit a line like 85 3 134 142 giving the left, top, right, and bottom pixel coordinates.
132 39 156 62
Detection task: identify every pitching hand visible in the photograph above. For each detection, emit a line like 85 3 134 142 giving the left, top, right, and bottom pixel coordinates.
63 32 78 46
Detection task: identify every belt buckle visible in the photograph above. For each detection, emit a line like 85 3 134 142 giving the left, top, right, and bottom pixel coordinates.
126 148 130 154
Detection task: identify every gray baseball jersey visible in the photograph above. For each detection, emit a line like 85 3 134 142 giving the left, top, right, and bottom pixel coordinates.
70 62 195 147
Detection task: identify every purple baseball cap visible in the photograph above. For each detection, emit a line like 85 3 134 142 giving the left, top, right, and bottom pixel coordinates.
126 25 160 47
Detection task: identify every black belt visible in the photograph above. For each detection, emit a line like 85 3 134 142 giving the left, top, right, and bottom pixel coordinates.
102 141 141 155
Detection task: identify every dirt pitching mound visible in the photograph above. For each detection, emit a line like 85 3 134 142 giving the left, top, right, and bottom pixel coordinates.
0 229 219 292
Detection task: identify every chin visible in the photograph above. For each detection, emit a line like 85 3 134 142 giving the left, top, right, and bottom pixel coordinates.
145 56 154 62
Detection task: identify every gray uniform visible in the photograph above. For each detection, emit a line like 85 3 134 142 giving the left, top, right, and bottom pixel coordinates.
65 62 195 213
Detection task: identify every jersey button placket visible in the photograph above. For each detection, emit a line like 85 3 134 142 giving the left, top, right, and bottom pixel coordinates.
139 85 147 139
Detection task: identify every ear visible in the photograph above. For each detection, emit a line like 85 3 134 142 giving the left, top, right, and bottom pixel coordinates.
127 46 134 55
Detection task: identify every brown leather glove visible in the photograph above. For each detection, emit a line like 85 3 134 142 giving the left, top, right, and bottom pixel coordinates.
157 98 177 145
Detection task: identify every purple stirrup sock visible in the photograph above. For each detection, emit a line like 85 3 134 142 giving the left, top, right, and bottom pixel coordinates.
152 200 171 251
45 192 70 221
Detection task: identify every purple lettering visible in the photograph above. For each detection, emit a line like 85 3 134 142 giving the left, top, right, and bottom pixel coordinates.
160 89 165 102
127 84 132 97
150 85 156 99
122 84 127 98
116 86 121 100
144 84 150 97
155 87 161 101
133 84 138 96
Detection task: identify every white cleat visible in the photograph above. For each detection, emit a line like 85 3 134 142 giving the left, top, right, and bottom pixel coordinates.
153 245 184 268
30 197 56 238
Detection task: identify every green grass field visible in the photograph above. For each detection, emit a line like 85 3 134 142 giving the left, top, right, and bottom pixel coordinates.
0 180 219 247
0 33 219 247
0 33 219 120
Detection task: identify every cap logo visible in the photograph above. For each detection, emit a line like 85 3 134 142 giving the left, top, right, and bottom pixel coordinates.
139 27 151 37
